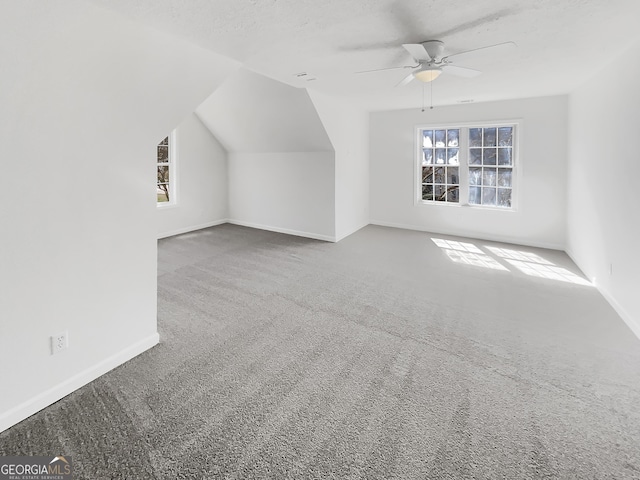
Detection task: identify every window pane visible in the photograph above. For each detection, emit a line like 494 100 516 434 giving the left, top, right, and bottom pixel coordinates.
157 188 169 202
434 184 447 201
470 148 482 165
422 149 433 165
498 147 512 165
498 188 512 208
422 130 434 148
469 167 482 186
483 148 497 165
434 167 445 184
498 127 513 146
422 184 433 201
447 167 459 184
498 168 512 187
435 130 446 147
482 168 496 186
469 128 482 147
483 128 497 147
435 148 446 164
422 166 433 183
157 145 169 163
157 181 170 202
482 187 497 206
447 129 459 147
448 186 459 203
447 148 459 165
469 186 481 204
157 165 170 183
158 136 168 146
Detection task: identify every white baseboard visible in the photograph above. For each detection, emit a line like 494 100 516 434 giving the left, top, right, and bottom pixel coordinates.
335 222 369 242
565 250 640 342
0 333 159 433
227 219 336 242
369 220 565 251
157 219 228 239
597 287 640 341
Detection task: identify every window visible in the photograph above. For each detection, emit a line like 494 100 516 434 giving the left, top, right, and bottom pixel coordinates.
418 122 517 209
157 132 175 205
468 126 514 208
420 128 460 203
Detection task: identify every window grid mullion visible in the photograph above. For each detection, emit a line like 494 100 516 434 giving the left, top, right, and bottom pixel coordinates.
417 123 516 209
157 134 173 205
459 127 469 205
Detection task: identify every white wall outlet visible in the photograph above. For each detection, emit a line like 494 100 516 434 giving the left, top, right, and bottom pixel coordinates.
51 331 68 355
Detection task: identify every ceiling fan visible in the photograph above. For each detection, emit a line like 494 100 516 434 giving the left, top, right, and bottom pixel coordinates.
358 40 516 86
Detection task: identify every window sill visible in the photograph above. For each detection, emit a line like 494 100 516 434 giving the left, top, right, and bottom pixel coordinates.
418 201 516 212
157 202 178 210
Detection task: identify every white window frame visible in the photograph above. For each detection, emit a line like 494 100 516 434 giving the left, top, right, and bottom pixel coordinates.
157 130 177 208
415 120 521 211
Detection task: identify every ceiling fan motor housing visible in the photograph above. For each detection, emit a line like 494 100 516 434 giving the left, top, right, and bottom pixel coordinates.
421 40 445 61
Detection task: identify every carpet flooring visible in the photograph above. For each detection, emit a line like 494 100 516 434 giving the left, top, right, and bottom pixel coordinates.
2 224 640 479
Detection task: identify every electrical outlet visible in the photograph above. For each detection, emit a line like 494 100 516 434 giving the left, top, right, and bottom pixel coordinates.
51 331 68 355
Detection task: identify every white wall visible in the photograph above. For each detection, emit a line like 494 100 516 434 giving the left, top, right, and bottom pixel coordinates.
309 91 370 241
228 152 335 241
0 1 239 432
196 68 333 153
158 114 229 238
369 96 568 249
196 68 336 240
567 40 640 338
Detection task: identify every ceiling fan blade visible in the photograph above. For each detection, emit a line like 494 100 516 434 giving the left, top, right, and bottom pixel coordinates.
396 73 415 87
355 65 416 74
402 43 432 62
443 64 482 78
433 9 518 39
442 41 516 64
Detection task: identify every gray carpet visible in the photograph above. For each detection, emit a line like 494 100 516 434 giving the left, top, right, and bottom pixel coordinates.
2 224 640 479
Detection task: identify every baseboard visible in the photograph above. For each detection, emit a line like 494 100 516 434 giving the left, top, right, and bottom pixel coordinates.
565 250 640 342
0 333 159 433
597 287 640 341
369 220 565 251
335 222 369 242
227 219 336 242
157 219 228 239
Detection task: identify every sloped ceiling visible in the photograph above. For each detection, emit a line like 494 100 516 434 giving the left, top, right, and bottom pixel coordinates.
1 0 242 159
195 68 332 153
90 0 640 110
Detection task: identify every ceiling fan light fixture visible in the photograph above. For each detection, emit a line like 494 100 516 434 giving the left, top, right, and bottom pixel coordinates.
414 67 442 83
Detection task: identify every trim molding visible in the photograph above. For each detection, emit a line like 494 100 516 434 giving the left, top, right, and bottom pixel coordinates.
596 283 640 339
227 219 335 242
335 222 369 242
369 220 565 251
597 286 640 340
158 219 228 239
565 249 640 341
0 333 159 433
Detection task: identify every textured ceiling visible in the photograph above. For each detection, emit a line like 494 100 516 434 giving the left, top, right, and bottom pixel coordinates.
91 0 640 111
